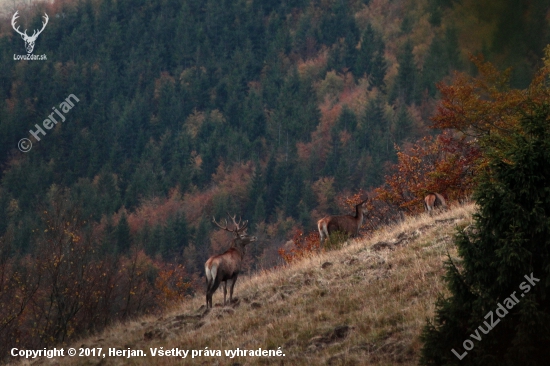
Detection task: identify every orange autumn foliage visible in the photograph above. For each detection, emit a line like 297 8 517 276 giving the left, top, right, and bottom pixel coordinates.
155 263 193 307
278 229 321 264
376 131 480 213
125 187 184 233
433 52 550 153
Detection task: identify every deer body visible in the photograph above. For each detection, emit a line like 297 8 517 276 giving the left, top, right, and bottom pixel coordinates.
318 200 368 245
424 193 447 214
205 215 256 308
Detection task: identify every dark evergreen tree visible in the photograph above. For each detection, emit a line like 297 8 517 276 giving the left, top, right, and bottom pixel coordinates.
444 26 462 71
354 24 377 78
161 223 177 260
428 0 442 27
161 213 189 260
420 105 550 365
276 177 296 218
338 105 358 133
319 0 359 47
393 103 414 143
194 216 212 265
148 224 164 257
115 211 131 253
101 215 116 255
394 40 417 104
173 213 190 253
243 90 267 141
420 34 447 98
369 40 388 90
294 12 318 59
247 162 265 220
264 153 278 219
400 15 413 34
253 196 267 225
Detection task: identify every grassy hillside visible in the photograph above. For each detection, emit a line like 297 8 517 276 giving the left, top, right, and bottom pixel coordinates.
22 203 474 366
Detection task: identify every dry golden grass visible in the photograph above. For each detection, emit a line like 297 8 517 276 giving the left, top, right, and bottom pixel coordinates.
24 203 475 366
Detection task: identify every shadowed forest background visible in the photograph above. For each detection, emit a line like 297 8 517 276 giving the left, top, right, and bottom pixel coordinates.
0 0 549 357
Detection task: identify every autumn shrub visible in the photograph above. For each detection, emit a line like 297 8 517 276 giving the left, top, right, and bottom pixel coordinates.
278 229 321 264
375 131 481 213
0 190 192 362
323 230 349 251
339 190 404 233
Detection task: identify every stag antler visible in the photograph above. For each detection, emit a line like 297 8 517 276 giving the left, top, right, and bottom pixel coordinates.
212 216 232 232
212 214 248 234
227 213 248 233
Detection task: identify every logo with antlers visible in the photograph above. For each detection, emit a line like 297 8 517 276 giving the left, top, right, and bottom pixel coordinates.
12 11 49 54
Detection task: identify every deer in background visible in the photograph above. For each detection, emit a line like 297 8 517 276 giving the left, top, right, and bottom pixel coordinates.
317 199 369 246
424 192 448 215
205 215 257 308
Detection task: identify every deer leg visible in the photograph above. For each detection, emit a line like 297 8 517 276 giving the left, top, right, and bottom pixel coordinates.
229 276 238 304
206 277 210 308
207 279 221 308
223 281 228 306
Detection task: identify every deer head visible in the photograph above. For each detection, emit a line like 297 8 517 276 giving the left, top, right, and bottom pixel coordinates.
12 11 49 54
212 213 251 244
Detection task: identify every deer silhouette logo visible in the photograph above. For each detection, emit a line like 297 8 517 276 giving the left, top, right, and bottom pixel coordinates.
12 11 49 54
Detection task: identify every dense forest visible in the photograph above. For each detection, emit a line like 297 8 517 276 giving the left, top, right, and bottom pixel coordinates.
0 0 549 356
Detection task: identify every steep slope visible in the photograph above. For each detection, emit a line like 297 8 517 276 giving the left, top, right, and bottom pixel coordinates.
21 204 474 366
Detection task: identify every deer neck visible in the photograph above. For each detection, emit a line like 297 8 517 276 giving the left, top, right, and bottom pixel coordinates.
232 240 247 258
355 204 365 228
355 204 363 220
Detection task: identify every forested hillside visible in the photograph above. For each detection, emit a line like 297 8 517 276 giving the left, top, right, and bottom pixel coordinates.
0 0 549 357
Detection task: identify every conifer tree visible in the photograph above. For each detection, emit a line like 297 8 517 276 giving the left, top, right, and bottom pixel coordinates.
394 40 417 104
370 40 388 90
354 24 377 78
277 177 297 218
393 104 414 143
116 211 131 254
247 162 265 220
420 104 550 365
253 196 266 225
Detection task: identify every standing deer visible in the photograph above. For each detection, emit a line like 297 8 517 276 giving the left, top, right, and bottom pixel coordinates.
424 192 448 215
317 199 369 246
205 215 257 308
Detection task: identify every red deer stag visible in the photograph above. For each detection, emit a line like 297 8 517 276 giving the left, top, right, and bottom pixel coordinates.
424 192 448 215
317 199 368 246
205 215 257 308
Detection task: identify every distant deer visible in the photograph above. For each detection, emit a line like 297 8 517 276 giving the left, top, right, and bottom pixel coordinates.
205 215 257 308
424 192 448 215
317 199 369 246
